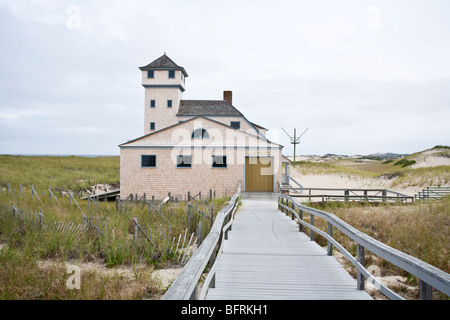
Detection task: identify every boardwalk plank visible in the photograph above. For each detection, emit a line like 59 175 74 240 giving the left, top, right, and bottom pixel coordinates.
206 192 372 300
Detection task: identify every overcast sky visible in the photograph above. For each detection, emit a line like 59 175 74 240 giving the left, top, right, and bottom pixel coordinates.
0 0 449 156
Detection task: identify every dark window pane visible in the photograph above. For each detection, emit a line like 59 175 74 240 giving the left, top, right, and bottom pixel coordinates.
191 128 209 139
230 121 240 129
212 156 227 168
177 155 192 168
142 155 156 167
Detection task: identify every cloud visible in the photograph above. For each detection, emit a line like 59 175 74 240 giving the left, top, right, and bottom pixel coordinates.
0 0 449 156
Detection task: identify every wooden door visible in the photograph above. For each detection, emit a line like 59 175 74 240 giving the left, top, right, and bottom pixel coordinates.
245 157 273 192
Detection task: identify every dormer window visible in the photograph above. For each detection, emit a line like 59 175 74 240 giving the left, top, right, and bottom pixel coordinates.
191 128 209 139
168 70 175 78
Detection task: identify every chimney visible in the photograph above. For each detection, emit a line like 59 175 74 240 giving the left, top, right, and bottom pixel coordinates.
223 91 232 104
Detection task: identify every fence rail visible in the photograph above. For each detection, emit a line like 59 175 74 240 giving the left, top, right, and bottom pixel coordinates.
279 183 414 203
162 182 241 300
415 186 450 201
278 194 450 300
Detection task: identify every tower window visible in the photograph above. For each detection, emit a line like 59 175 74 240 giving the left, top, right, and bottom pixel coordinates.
230 121 240 129
141 155 156 168
167 100 172 108
212 156 227 168
147 70 154 78
150 100 156 108
150 122 155 130
168 70 175 78
177 155 192 168
191 128 209 139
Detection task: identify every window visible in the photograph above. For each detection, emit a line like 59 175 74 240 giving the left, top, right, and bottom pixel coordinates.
150 122 155 130
168 70 175 78
147 70 154 78
177 155 192 168
212 156 227 168
141 155 156 168
191 128 209 139
230 121 240 129
167 100 172 108
150 100 156 108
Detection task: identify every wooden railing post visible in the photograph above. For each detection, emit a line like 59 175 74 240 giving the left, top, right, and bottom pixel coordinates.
299 209 303 232
310 214 314 241
357 244 365 290
419 280 433 300
291 201 295 220
327 222 333 256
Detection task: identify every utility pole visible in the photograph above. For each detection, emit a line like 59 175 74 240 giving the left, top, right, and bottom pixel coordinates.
282 127 308 167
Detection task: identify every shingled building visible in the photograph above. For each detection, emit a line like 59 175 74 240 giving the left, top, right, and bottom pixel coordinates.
119 54 286 199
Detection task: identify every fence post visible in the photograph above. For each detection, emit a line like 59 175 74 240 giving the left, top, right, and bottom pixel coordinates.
38 210 43 228
382 190 387 203
327 222 333 256
197 221 203 245
310 214 314 241
344 190 349 202
210 203 214 229
357 244 365 290
133 217 138 246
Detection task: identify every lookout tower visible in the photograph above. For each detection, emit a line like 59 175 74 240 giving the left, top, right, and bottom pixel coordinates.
139 54 189 134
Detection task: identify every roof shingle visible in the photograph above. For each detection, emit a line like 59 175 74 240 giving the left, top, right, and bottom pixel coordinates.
177 100 243 117
139 54 188 76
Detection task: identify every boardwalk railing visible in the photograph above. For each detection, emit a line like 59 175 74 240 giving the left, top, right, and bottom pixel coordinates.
279 183 414 203
415 186 450 201
162 182 241 300
278 194 450 300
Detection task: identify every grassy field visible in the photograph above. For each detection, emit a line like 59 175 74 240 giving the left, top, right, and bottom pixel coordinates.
0 155 120 192
0 155 229 300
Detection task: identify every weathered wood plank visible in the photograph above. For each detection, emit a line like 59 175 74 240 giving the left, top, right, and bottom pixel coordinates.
206 193 372 300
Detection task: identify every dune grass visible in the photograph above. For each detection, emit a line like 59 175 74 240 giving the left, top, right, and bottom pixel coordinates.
0 155 229 299
0 155 120 192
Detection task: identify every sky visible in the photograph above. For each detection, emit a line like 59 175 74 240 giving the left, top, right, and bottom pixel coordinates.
0 0 449 156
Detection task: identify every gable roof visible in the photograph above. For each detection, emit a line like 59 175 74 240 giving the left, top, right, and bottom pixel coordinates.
119 116 283 148
139 54 188 77
177 100 243 117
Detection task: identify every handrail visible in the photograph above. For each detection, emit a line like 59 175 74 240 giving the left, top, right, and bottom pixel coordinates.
279 185 414 203
162 182 241 300
278 193 450 300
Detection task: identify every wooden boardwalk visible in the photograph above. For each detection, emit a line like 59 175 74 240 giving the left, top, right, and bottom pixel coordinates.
206 192 372 300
